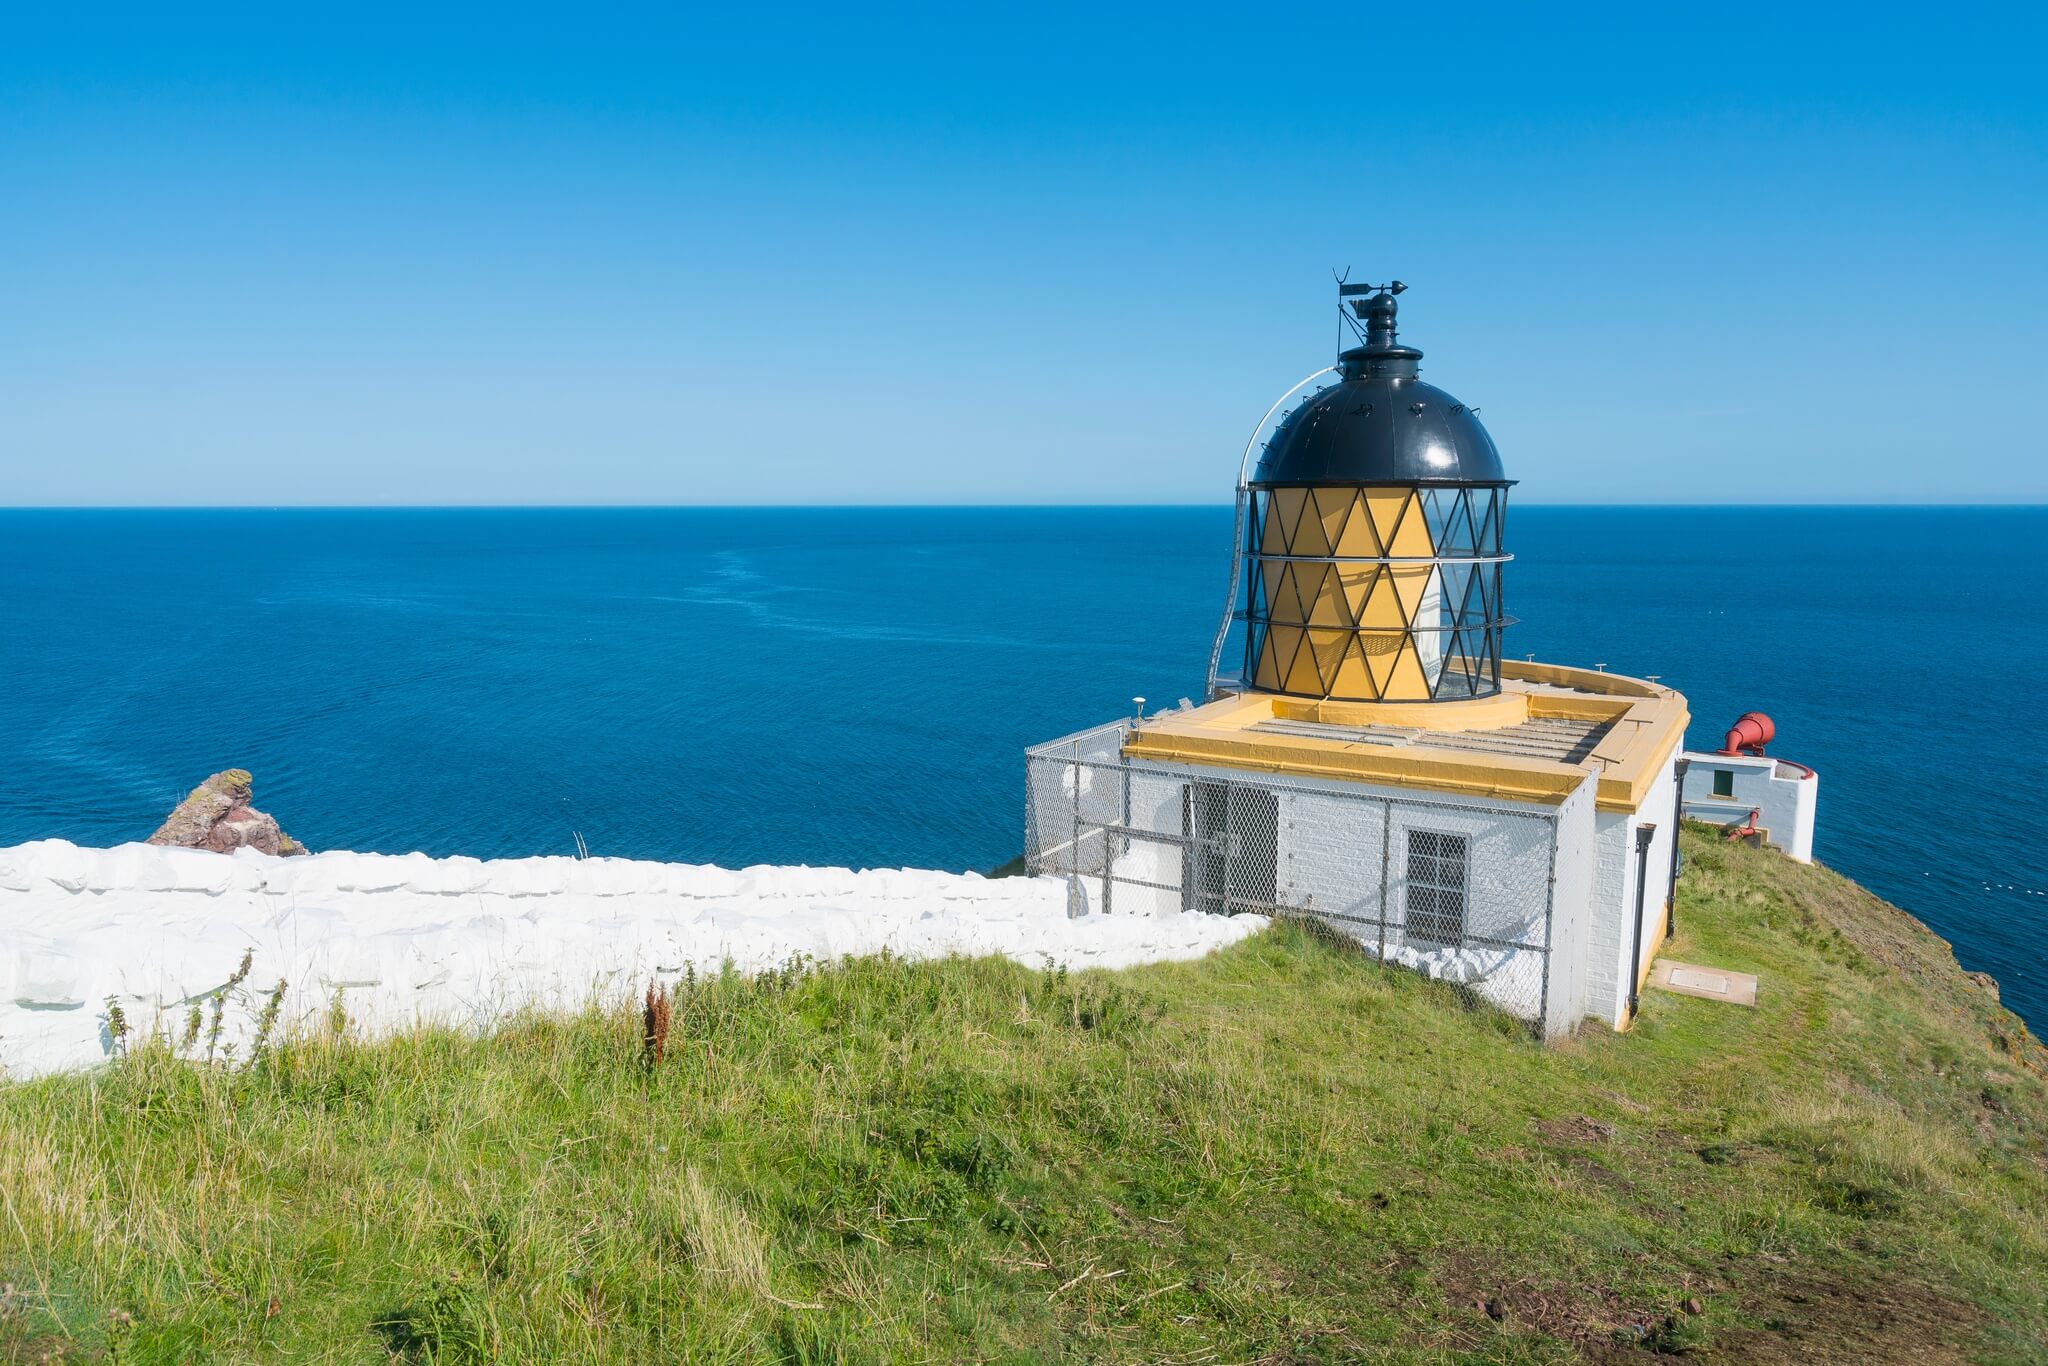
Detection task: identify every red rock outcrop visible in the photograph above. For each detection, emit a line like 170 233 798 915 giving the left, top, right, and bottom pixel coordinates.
147 769 307 856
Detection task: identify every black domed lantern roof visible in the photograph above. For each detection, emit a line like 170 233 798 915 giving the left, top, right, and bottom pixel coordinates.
1233 281 1516 703
1254 287 1507 486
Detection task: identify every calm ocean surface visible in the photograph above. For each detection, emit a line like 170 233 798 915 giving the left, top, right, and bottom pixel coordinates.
2 507 2042 1027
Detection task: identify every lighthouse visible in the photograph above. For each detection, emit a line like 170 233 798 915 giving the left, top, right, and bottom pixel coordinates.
1026 280 1693 1038
1240 283 1510 702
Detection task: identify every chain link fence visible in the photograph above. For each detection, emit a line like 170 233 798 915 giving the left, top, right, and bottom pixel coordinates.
1026 720 1590 1038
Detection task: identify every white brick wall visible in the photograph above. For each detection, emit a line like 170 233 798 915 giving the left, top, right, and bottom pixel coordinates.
1276 787 1387 925
1048 747 1696 1038
1123 756 1569 1031
1585 751 1680 1029
1542 773 1598 1037
1587 811 1628 1025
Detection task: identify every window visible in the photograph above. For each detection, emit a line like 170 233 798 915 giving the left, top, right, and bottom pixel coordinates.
1712 769 1735 798
1406 829 1469 948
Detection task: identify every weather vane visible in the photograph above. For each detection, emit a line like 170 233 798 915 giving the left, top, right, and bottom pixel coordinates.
1333 272 1407 347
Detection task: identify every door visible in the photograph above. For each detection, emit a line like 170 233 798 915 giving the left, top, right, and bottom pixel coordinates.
1182 781 1279 915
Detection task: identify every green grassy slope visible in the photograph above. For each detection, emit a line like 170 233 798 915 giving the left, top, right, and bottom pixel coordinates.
2 828 2043 1363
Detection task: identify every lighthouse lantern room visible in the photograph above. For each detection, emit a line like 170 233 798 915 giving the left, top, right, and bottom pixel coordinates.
1240 282 1511 702
1026 280 1693 1039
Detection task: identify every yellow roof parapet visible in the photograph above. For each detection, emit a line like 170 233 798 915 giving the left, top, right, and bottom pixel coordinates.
1122 662 1688 814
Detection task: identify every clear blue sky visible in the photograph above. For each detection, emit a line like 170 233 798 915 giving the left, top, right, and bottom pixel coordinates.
3 4 2042 505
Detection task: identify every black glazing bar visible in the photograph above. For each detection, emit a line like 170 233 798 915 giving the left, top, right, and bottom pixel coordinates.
1235 614 1520 633
1247 553 1515 565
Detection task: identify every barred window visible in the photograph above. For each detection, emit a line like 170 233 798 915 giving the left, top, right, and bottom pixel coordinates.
1406 829 1469 948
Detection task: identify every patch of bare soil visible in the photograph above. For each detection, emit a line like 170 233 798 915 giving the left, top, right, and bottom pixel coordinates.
1535 1115 1618 1145
1432 1250 1993 1363
1429 1252 1703 1361
1529 1117 1651 1206
1708 1265 1986 1364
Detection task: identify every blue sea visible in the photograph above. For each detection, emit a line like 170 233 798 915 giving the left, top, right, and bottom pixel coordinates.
2 507 2042 1028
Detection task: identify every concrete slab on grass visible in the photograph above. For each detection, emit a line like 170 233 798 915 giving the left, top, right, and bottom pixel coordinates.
1650 959 1758 1008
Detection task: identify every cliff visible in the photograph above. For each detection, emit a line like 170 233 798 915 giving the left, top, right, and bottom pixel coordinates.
0 828 2041 1361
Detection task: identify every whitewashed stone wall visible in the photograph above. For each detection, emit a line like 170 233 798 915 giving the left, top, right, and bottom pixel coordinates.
0 842 1266 1080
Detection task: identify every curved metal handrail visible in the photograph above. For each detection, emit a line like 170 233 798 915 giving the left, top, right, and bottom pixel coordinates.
1202 366 1339 699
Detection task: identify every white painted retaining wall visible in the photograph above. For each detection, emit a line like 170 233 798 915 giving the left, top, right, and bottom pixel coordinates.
0 842 1266 1080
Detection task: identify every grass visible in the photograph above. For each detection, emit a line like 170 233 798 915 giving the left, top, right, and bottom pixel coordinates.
1 828 2044 1363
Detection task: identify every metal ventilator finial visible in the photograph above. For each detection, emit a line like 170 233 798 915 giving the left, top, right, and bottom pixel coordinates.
1337 278 1409 353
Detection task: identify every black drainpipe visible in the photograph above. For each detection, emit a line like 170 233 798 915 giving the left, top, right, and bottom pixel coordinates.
1666 758 1689 935
1627 823 1658 1021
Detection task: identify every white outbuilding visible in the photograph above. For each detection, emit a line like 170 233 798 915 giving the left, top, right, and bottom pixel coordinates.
1680 711 1819 863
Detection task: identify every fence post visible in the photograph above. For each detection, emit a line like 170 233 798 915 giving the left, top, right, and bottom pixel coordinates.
1539 805 1560 1038
1377 797 1392 963
1106 751 1128 917
1105 765 1122 913
1070 755 1083 892
1023 753 1034 875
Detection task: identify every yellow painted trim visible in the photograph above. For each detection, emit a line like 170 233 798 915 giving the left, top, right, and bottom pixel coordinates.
1641 912 1670 990
1501 659 1660 697
1126 660 1690 816
1588 712 1689 814
1500 660 1689 813
1122 726 1586 806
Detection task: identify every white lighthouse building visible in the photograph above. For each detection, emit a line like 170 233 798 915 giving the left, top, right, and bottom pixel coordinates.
1026 282 1689 1038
